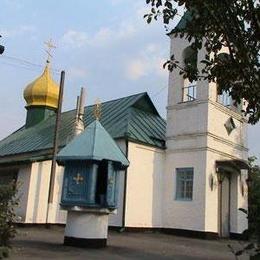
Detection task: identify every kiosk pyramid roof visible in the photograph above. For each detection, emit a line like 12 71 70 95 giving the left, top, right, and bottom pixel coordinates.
57 120 129 168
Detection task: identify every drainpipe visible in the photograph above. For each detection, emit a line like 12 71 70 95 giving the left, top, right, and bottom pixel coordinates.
121 138 129 231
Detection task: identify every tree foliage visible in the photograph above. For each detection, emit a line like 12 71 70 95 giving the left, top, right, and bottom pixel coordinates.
248 156 260 243
0 182 18 258
228 157 260 258
145 0 260 124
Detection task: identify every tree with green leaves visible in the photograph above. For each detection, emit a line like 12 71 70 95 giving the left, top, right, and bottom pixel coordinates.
248 157 260 244
145 0 260 124
227 157 260 258
0 182 18 259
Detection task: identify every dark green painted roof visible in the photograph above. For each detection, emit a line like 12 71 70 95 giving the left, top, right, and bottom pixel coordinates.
0 92 166 165
57 120 129 167
169 11 193 34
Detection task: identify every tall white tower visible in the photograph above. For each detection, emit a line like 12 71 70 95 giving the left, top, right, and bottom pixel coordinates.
163 13 248 238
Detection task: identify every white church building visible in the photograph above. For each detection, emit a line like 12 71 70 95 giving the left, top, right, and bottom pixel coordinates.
0 16 249 239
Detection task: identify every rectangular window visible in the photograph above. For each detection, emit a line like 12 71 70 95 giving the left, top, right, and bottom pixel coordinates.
176 168 194 201
217 88 243 114
183 82 197 102
217 90 232 107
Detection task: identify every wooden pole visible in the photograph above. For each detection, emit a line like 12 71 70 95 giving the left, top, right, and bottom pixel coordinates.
48 70 65 206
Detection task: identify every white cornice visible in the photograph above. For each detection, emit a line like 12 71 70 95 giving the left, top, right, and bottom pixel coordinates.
167 146 247 160
167 99 246 122
166 132 248 151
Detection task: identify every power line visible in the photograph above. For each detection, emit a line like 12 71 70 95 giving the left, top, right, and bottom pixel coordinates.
152 85 168 98
0 61 45 73
0 60 60 75
0 54 60 74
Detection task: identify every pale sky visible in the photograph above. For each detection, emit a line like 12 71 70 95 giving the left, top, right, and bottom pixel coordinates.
0 0 259 159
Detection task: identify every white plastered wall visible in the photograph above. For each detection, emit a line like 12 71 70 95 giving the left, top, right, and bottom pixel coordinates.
24 160 66 224
47 163 67 224
124 142 165 228
163 149 207 231
15 165 31 222
109 139 126 227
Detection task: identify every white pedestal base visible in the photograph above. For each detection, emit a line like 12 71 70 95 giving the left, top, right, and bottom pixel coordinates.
64 211 109 248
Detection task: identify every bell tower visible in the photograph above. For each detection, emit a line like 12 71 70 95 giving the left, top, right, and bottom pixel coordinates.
163 12 248 238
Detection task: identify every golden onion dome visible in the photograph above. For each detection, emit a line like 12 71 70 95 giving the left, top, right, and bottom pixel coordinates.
23 63 59 109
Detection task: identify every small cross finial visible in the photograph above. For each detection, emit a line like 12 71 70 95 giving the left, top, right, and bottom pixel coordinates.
93 98 102 120
44 38 56 63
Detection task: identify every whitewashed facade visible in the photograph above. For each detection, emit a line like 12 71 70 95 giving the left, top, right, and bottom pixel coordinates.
0 25 249 239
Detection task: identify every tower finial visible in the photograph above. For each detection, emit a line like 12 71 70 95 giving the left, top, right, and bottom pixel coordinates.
93 99 102 120
44 38 56 64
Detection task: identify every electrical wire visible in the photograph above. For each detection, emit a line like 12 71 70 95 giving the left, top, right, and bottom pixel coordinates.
152 85 168 98
1 54 168 98
0 54 60 74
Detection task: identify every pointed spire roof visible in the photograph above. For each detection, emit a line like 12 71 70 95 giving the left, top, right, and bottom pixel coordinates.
57 120 129 168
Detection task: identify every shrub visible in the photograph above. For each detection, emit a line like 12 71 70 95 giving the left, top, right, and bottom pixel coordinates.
0 181 18 258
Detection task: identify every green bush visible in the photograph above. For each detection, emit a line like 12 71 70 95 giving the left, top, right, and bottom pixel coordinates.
0 247 9 259
230 157 260 258
0 182 18 253
248 157 260 243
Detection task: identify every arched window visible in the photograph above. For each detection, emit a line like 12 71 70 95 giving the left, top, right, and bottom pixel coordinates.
182 46 198 102
183 46 197 70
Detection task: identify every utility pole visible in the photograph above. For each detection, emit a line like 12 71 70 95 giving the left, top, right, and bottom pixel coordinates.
46 70 65 223
0 35 5 54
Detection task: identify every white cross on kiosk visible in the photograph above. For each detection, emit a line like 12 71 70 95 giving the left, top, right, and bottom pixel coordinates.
73 173 84 185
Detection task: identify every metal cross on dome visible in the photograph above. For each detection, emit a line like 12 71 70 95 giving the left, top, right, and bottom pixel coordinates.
44 39 56 63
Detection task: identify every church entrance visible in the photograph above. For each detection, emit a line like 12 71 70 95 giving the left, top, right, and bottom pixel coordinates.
216 159 249 238
219 173 231 238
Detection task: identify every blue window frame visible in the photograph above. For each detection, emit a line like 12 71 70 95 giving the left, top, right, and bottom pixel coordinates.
218 90 232 107
183 82 197 102
176 168 194 201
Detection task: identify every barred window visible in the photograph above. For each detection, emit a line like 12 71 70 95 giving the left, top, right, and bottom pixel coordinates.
176 168 194 201
183 82 197 102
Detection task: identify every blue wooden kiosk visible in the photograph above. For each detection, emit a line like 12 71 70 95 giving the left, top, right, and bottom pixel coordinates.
57 119 129 248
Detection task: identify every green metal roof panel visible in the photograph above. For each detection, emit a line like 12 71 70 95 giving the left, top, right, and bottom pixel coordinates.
128 108 166 147
170 11 193 34
57 120 129 167
0 92 166 164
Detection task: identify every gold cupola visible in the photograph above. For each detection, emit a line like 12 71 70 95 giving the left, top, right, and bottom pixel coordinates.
23 62 60 128
24 63 59 109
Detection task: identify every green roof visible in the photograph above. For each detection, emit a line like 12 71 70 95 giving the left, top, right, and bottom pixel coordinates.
57 120 129 167
169 11 193 34
0 92 166 165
